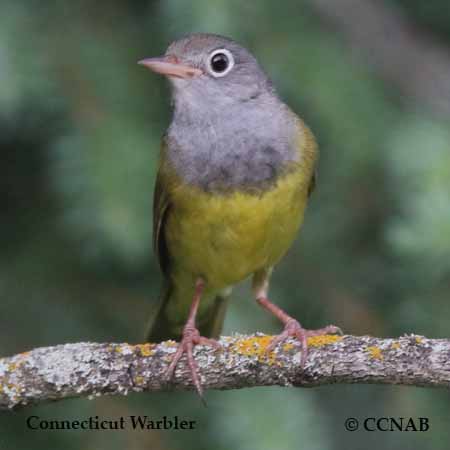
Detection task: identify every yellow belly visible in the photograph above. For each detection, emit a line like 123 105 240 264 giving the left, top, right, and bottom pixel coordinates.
165 167 309 290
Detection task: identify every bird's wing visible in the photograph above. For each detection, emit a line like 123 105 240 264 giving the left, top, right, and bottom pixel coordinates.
152 141 172 276
307 170 316 197
297 117 318 198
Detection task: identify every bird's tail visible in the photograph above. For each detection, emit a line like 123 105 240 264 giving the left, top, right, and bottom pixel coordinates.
145 282 230 342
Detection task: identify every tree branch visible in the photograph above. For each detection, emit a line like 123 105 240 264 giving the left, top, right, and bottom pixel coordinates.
1 333 449 410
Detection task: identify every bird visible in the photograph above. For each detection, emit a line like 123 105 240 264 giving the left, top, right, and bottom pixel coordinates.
139 33 340 398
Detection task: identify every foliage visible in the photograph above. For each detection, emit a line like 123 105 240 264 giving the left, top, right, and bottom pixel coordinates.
1 1 449 449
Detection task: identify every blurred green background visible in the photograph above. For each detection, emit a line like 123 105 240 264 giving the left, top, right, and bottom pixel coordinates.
1 1 450 449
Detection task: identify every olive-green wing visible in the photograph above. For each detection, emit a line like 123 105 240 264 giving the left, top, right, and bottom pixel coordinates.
152 145 172 277
299 118 318 198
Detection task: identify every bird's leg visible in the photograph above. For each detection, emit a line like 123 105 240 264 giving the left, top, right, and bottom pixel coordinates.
166 278 220 398
252 269 342 367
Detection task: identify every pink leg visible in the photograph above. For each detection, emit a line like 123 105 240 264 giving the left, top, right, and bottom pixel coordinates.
257 296 342 367
166 279 220 399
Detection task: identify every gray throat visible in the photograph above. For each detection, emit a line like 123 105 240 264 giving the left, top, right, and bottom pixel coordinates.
166 90 299 193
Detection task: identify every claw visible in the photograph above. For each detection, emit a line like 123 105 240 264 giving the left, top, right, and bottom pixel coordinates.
267 320 342 367
256 296 342 369
165 325 220 400
164 278 222 401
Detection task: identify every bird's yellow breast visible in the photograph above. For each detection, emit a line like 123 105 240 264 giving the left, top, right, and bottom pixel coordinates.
165 164 310 290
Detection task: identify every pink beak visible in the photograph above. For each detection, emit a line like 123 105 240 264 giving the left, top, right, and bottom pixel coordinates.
138 56 202 79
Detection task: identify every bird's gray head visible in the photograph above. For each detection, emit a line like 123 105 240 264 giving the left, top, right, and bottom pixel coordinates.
139 33 299 192
139 33 274 111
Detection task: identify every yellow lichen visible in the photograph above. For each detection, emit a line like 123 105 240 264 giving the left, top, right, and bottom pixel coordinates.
135 343 155 357
415 336 423 344
367 346 383 360
391 342 400 350
8 363 17 371
307 335 343 348
232 336 277 365
134 376 144 385
164 340 178 347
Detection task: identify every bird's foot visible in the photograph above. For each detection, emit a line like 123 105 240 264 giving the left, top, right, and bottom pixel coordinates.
166 324 220 399
267 319 342 367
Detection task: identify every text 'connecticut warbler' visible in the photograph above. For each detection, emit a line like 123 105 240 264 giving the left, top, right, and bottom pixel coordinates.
139 33 341 397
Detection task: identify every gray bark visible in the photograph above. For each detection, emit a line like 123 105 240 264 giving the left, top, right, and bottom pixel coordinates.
1 333 449 410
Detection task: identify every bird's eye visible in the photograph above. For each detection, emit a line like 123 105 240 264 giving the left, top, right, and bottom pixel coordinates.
207 49 234 77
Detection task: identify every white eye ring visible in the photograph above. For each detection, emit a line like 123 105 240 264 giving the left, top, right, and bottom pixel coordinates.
207 48 235 78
